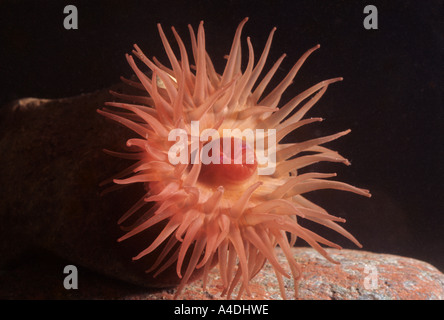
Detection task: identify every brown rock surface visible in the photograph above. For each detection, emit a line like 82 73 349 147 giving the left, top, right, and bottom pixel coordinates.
0 90 188 289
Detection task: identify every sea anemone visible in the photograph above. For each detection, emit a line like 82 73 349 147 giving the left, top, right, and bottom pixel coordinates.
98 17 371 299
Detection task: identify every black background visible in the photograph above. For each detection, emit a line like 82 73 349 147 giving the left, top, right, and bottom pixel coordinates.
0 0 442 277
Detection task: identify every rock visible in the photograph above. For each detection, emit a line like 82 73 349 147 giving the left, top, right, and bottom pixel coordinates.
1 247 442 300
0 88 188 289
294 248 444 300
151 248 444 300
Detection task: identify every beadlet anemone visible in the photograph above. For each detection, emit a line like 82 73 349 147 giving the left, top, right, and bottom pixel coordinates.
98 17 371 299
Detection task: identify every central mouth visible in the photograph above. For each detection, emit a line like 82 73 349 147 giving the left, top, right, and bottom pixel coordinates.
199 137 258 186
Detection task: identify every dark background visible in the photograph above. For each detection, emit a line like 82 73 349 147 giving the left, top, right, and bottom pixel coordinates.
0 0 442 279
